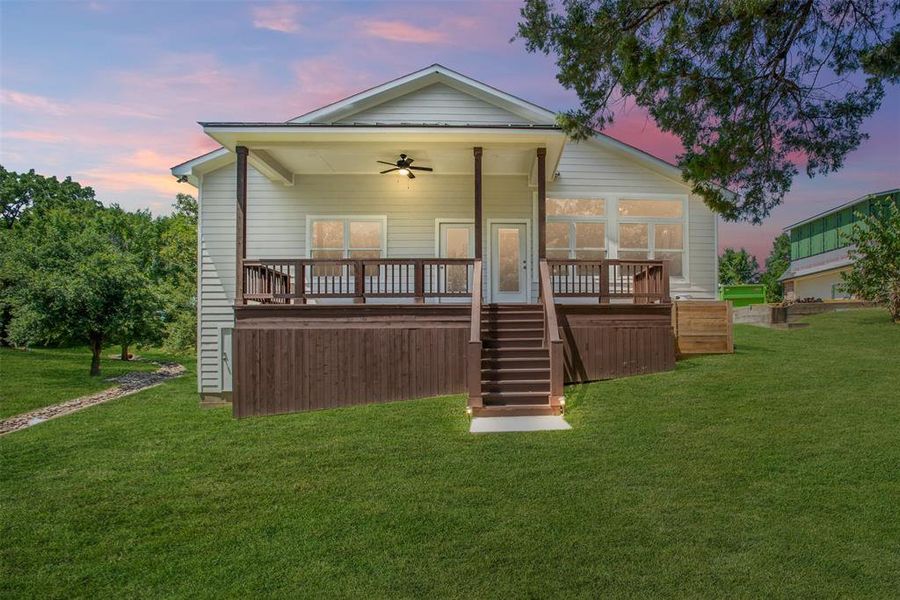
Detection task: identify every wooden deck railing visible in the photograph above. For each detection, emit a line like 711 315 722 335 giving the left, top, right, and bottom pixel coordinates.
546 259 671 304
242 258 477 304
467 260 483 410
539 260 564 408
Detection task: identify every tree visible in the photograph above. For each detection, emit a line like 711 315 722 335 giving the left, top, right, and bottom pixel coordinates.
4 205 163 376
155 193 198 351
0 165 98 228
840 201 900 321
0 166 101 345
719 248 760 285
103 206 163 359
760 233 792 302
516 0 898 222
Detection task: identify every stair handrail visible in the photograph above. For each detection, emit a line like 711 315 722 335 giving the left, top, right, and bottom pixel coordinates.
467 260 483 411
539 259 564 407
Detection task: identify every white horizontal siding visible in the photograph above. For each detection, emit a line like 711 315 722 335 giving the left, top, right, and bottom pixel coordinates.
335 83 532 126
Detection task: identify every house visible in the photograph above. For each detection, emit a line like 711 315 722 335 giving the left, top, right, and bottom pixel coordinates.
780 188 899 301
171 64 721 418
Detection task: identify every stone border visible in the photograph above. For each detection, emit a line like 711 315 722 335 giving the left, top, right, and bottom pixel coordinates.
0 362 185 436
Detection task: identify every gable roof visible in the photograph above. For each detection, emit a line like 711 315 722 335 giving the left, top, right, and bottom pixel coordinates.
171 64 711 196
291 64 556 126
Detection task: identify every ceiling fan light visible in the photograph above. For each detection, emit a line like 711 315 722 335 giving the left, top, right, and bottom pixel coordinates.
397 168 409 176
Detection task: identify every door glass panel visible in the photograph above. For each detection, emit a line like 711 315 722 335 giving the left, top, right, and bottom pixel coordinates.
619 223 649 249
498 228 521 293
445 227 470 292
445 227 469 258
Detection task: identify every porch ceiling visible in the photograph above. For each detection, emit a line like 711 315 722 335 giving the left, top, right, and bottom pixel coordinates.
201 125 566 184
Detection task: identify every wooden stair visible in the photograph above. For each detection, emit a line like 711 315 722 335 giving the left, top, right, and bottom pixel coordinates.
474 304 560 417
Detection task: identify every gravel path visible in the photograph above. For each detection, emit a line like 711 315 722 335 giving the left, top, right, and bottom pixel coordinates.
0 362 185 436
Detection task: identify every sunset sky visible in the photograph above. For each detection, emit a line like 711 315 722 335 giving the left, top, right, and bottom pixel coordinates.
2 0 898 261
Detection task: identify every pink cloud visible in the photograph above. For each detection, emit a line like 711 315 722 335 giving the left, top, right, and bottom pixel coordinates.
291 57 374 116
3 130 69 143
252 3 303 33
78 168 185 197
1 89 69 116
361 20 449 44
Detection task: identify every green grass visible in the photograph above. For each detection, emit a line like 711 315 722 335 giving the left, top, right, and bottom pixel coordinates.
0 346 169 419
2 310 898 598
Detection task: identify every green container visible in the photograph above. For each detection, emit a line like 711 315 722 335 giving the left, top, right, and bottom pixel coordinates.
718 284 766 307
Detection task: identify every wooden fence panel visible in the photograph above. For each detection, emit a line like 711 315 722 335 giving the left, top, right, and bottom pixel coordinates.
557 305 676 383
672 300 733 355
232 305 469 418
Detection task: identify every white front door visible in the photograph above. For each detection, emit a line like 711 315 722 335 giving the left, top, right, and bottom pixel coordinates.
438 222 474 301
490 223 528 303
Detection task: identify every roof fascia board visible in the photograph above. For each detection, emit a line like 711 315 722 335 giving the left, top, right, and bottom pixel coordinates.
170 147 230 176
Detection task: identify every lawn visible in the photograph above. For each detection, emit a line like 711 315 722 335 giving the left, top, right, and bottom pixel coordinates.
1 309 898 598
0 346 166 419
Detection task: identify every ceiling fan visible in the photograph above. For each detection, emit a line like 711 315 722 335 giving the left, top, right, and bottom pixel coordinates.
377 154 432 179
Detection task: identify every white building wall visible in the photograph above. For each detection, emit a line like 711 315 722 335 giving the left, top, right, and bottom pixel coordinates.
792 269 851 301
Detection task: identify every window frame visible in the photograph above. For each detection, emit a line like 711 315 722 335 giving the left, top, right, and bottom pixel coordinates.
305 215 388 259
545 196 607 260
613 194 689 281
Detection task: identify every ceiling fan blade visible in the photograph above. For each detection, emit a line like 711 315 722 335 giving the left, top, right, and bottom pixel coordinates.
380 168 399 174
377 161 398 166
407 171 416 179
406 158 414 165
408 166 433 172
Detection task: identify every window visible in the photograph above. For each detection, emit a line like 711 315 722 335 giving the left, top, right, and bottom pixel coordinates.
617 198 685 277
309 217 385 259
546 198 606 260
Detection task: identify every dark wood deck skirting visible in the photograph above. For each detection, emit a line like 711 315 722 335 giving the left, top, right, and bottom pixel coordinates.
232 303 675 417
233 304 470 417
557 304 675 383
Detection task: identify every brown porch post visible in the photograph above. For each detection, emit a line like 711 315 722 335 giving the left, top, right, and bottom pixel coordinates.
473 147 483 260
537 147 547 259
235 145 248 305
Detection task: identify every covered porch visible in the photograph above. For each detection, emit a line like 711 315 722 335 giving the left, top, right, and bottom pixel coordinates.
203 124 674 418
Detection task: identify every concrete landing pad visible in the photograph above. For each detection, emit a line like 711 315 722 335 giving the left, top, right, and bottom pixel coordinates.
470 415 572 433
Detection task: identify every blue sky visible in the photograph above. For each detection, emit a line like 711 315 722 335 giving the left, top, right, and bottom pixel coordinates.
1 0 898 260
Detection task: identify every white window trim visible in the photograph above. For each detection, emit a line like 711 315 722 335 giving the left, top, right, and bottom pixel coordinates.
304 215 388 258
612 194 689 282
546 196 607 260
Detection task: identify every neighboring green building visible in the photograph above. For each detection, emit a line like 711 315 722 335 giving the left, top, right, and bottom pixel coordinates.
780 188 899 301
